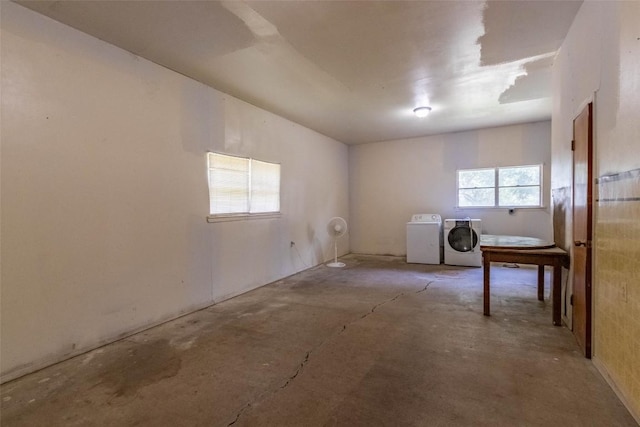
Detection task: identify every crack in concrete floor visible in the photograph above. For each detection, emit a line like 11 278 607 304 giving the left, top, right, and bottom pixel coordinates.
227 280 435 426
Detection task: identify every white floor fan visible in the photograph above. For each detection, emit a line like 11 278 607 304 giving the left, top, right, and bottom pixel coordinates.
326 217 348 268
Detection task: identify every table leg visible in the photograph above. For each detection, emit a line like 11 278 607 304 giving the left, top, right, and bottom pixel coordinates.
537 265 545 301
552 263 562 326
483 255 490 316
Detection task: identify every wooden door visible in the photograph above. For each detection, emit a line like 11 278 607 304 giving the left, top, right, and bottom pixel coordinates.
572 102 593 358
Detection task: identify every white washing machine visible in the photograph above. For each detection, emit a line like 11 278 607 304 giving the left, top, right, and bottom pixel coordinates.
406 214 442 264
444 218 482 267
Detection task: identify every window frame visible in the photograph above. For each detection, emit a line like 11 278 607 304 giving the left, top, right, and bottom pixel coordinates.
456 164 543 209
206 152 281 222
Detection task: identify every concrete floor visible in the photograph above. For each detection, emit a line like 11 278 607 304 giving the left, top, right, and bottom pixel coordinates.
1 254 637 426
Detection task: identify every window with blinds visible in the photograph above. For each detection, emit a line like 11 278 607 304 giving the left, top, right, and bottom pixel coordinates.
207 153 280 216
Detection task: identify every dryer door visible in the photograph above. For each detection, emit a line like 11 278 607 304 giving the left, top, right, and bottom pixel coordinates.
447 226 478 252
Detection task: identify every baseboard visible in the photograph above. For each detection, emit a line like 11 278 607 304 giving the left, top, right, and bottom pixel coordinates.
0 299 216 384
592 356 640 424
1 262 324 385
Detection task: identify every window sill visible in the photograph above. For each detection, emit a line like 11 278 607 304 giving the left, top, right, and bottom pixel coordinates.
206 212 282 223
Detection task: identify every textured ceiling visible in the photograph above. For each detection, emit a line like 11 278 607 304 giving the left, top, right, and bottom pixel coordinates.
15 0 583 144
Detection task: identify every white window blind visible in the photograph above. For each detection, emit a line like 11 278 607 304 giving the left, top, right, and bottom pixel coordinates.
250 159 281 213
207 153 280 216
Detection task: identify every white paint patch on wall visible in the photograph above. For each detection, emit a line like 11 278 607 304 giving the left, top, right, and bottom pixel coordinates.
0 2 348 382
349 121 552 256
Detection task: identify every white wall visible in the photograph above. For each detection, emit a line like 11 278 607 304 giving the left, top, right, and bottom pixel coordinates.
349 122 552 256
552 0 640 186
0 2 348 382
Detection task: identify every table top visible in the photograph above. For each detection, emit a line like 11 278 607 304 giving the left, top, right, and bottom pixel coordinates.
480 234 556 250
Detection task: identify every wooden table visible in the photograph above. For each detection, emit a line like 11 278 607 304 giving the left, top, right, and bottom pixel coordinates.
480 235 569 326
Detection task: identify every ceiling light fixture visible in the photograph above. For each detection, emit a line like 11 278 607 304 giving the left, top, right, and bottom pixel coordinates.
413 106 432 118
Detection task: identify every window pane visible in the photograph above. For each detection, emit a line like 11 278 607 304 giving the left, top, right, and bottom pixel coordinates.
209 152 248 172
250 160 280 213
207 153 281 216
458 169 495 189
499 165 540 186
458 188 495 207
209 169 249 214
208 153 249 215
499 187 540 206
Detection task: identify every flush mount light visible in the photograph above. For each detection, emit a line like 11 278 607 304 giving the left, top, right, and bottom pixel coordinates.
413 106 432 118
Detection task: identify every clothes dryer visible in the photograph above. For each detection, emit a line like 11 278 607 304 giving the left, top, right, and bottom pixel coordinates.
406 214 442 264
444 219 482 267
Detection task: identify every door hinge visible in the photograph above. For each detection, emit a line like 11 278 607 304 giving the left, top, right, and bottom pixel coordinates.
571 140 575 151
570 294 574 305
